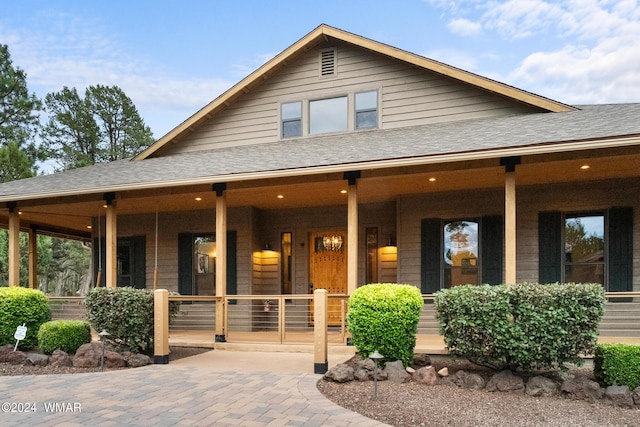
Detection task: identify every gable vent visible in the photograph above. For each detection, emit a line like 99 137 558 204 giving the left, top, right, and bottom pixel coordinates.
320 49 336 76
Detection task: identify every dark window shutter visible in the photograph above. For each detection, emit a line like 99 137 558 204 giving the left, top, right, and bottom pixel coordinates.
608 207 633 292
538 211 562 283
178 233 193 295
421 218 441 293
481 215 503 285
131 236 146 289
226 230 237 296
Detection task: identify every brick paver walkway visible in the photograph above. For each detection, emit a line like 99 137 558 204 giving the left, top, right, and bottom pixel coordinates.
1 363 388 426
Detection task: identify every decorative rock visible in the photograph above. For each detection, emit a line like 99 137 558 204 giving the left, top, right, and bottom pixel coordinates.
561 376 603 403
50 350 73 367
0 344 16 362
384 360 411 383
451 370 486 390
6 350 27 365
26 353 49 366
632 387 640 406
526 376 559 397
123 352 152 368
324 363 354 383
406 366 416 374
353 358 375 381
437 367 449 377
603 385 635 408
413 353 431 367
413 365 438 386
486 370 525 393
73 342 125 368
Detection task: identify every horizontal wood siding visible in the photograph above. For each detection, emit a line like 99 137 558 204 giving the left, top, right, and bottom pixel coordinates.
398 177 640 293
159 40 541 156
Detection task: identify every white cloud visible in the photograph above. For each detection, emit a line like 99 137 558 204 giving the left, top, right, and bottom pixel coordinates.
447 18 482 36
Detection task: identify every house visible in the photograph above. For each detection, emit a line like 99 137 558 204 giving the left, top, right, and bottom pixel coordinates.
1 25 638 341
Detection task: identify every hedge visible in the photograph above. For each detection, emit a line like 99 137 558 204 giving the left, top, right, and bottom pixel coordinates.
347 283 423 367
594 343 640 389
434 283 605 371
0 287 51 349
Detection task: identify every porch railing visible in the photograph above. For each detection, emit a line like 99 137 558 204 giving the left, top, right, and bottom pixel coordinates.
48 291 640 343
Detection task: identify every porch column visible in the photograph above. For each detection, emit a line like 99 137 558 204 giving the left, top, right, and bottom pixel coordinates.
501 157 520 285
105 193 118 288
7 202 20 286
214 183 227 341
345 172 360 295
28 226 38 289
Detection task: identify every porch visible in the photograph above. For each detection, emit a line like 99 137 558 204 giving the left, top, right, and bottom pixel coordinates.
49 292 640 354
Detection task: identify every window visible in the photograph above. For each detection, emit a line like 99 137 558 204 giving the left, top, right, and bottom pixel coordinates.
444 221 479 288
355 91 378 129
538 208 632 292
178 231 237 296
94 236 146 288
281 232 292 294
309 96 348 134
421 216 502 293
564 215 604 285
281 102 302 138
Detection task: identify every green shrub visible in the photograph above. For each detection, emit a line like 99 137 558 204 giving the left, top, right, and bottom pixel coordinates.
37 320 92 355
594 343 640 389
347 283 423 367
85 287 181 354
434 283 605 372
0 287 51 349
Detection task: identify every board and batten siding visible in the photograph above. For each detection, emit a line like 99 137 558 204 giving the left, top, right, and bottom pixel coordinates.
397 177 640 293
158 40 542 156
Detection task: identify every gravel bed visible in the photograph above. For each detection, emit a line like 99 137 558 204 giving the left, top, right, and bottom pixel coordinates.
317 356 640 427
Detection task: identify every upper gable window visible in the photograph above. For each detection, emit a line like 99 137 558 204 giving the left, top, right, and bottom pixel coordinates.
319 48 337 77
355 91 378 129
309 96 348 134
281 101 302 138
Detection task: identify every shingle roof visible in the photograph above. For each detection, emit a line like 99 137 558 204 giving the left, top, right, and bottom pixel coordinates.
1 103 639 202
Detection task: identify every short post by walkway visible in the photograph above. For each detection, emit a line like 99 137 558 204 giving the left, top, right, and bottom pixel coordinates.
154 289 169 364
314 289 328 374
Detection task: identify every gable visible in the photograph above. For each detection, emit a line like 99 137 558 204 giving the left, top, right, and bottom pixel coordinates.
153 39 548 157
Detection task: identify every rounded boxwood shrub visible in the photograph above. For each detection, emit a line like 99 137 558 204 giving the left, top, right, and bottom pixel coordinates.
594 343 640 389
37 320 92 355
347 283 423 367
0 287 51 349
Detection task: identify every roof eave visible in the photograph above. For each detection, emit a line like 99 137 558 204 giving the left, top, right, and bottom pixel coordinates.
9 135 639 205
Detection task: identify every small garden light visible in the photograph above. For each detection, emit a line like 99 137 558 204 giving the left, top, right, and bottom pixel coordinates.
98 330 110 371
369 350 384 399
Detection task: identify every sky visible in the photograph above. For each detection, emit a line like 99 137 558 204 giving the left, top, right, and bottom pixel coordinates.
2 0 640 144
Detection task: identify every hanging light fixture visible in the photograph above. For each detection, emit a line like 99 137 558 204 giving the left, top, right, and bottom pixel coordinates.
322 234 343 252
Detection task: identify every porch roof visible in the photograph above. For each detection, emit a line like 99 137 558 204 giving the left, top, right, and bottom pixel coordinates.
0 103 639 203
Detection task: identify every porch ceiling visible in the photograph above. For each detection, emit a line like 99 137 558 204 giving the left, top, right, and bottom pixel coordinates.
2 149 639 238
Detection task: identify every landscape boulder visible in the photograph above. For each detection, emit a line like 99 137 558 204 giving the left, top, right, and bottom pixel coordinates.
486 370 525 393
384 360 411 383
73 342 125 369
526 376 559 397
324 363 354 383
561 376 603 403
413 365 438 386
50 350 73 367
451 370 486 390
603 386 635 408
26 353 49 366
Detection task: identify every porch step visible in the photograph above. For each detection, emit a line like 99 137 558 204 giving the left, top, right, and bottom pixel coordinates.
48 299 88 321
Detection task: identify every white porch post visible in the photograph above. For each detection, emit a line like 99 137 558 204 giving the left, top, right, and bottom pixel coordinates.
28 226 38 289
105 194 118 288
345 172 360 295
8 203 20 286
502 157 520 285
214 183 227 341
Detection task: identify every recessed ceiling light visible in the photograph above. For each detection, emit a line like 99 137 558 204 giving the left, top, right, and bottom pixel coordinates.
580 164 590 170
277 194 284 199
428 177 436 182
195 197 202 201
340 190 347 194
87 225 92 229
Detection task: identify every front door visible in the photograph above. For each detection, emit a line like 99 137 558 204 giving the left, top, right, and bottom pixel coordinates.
309 231 347 325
